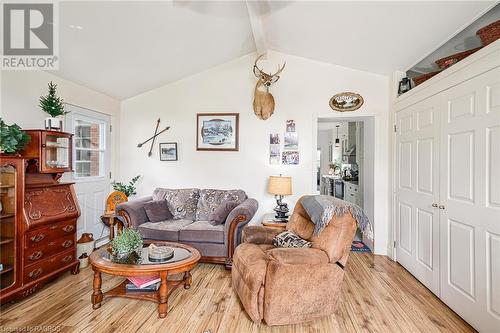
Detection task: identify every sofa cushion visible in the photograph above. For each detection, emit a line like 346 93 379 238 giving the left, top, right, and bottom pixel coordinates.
273 231 312 248
152 188 200 220
138 219 194 241
208 201 239 226
143 200 172 222
196 189 247 221
179 220 225 244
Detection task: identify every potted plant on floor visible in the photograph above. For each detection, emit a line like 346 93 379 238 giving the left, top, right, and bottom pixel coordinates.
110 228 143 264
0 118 31 155
39 81 69 131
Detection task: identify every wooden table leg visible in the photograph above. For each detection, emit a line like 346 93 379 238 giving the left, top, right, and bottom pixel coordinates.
158 271 168 318
184 271 192 290
108 216 115 241
92 269 103 309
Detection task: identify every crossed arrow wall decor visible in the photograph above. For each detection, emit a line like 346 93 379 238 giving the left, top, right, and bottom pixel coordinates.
137 118 170 157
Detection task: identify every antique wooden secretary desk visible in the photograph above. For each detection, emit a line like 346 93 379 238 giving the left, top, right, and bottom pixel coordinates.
0 130 80 303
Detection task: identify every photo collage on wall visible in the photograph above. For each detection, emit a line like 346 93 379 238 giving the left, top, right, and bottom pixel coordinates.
269 120 299 165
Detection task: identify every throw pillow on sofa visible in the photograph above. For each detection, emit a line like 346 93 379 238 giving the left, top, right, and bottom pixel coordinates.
152 188 200 220
144 200 173 222
273 230 312 248
208 201 239 226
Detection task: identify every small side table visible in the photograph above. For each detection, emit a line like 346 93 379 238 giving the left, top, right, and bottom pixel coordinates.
262 213 288 230
100 212 124 241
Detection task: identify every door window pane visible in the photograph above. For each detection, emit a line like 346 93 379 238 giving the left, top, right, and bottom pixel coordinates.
74 119 105 178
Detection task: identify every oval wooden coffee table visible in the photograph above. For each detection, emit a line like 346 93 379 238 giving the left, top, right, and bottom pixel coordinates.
89 241 201 318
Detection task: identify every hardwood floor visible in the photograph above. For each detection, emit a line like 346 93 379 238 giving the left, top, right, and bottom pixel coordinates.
0 253 474 333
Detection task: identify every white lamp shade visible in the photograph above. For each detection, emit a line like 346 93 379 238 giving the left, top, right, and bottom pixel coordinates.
267 176 292 196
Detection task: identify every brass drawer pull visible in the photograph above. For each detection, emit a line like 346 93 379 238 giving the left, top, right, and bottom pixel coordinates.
62 255 73 263
28 268 43 279
30 233 46 243
62 240 73 248
62 225 74 233
29 251 43 261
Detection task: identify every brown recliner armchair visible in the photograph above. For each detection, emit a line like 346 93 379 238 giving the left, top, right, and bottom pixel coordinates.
231 197 357 326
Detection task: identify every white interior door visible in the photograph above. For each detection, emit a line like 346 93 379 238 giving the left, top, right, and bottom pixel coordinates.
439 67 500 332
64 104 111 241
395 94 441 295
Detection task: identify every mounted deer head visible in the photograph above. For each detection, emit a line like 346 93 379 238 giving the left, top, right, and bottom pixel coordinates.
252 54 286 120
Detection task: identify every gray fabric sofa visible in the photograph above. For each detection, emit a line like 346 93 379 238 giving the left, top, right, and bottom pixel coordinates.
116 188 258 269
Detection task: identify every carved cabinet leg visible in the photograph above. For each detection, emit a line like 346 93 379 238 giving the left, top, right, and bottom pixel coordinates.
184 271 192 290
92 269 103 309
158 271 168 318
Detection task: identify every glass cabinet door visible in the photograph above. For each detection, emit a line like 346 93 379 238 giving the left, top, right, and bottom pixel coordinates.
43 133 71 171
0 164 17 290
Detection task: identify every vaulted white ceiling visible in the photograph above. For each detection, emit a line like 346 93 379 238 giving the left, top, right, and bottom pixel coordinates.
52 1 496 100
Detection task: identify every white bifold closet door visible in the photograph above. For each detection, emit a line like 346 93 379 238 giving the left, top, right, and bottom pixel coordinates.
439 67 500 332
395 94 441 296
396 67 500 332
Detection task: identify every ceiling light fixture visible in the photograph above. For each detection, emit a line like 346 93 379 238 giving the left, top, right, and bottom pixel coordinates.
335 125 340 148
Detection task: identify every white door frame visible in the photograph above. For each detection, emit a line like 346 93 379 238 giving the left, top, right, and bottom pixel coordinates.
312 113 376 253
64 103 112 243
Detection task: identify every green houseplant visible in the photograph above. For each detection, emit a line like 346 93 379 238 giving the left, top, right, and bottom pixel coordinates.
0 118 31 154
110 228 143 264
112 175 140 197
39 81 68 131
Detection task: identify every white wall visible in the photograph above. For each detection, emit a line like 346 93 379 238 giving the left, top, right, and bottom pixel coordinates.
0 70 121 176
119 51 391 255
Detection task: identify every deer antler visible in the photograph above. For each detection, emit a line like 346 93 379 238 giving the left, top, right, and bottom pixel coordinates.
253 54 286 78
253 54 266 78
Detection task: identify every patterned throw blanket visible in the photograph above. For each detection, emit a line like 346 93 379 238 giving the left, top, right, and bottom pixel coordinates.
300 195 373 240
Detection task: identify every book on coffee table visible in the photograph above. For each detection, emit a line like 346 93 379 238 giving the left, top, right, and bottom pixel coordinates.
127 276 160 289
125 282 160 292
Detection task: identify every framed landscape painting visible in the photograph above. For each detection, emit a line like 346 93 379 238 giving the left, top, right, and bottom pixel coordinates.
159 142 178 161
196 113 239 151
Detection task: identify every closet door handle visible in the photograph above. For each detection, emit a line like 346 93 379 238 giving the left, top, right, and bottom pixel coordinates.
431 203 438 208
439 205 445 210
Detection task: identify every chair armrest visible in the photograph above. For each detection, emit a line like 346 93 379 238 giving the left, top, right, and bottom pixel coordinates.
242 226 282 245
267 247 330 265
115 196 152 229
224 198 259 267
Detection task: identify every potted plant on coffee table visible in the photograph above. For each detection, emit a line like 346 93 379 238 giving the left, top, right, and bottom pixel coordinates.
110 228 143 264
39 81 69 131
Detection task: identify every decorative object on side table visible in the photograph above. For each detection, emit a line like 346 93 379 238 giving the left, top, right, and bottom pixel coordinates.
159 142 178 161
262 213 287 229
110 228 143 264
267 175 292 220
196 113 239 151
39 81 69 131
329 92 364 112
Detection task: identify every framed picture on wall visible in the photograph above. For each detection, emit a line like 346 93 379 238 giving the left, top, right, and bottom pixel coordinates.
196 113 239 151
159 142 178 161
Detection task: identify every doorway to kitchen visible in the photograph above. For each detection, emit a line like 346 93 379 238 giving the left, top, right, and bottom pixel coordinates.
315 116 375 251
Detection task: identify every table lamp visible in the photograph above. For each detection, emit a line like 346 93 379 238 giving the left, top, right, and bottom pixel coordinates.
267 175 292 220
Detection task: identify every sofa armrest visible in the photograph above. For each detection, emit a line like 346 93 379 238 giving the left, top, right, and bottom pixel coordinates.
115 196 152 229
267 247 330 265
224 198 259 268
242 226 282 245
